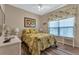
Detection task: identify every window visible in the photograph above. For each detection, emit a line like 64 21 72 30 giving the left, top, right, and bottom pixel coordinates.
48 17 75 37
48 21 59 36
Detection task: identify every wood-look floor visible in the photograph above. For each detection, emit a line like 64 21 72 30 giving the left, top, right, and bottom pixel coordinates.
21 43 79 55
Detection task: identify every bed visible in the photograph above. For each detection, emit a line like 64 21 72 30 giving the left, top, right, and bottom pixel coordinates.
21 28 57 55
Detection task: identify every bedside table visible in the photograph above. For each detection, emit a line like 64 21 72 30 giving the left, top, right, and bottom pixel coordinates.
0 36 21 55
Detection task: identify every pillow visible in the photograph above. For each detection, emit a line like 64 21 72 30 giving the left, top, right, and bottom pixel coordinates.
29 29 38 33
22 29 30 34
22 28 39 34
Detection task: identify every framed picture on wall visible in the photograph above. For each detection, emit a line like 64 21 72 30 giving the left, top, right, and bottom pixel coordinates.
24 17 36 28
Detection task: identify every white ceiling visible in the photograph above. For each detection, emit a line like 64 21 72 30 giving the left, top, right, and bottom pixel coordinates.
10 4 66 15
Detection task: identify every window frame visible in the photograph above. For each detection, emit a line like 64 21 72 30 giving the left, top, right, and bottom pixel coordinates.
48 17 75 38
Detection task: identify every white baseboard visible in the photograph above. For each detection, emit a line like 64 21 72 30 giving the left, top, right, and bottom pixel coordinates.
57 41 79 48
75 45 79 48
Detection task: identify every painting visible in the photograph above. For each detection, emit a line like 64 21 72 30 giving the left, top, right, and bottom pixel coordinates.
24 17 36 28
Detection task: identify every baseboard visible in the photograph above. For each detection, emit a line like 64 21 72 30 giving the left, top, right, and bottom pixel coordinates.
57 41 79 48
75 45 79 48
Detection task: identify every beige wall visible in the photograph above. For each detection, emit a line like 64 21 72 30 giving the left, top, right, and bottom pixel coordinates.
0 7 3 35
0 7 3 26
5 5 40 30
0 4 5 35
38 15 49 33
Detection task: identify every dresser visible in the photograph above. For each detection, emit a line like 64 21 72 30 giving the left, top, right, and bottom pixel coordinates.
0 36 21 55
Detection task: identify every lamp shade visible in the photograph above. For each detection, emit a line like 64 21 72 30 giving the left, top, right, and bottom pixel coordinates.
15 28 19 33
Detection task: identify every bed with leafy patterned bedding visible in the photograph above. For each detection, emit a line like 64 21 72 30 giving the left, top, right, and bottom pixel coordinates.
21 28 57 55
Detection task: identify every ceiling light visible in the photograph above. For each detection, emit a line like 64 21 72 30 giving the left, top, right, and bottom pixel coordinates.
38 4 42 11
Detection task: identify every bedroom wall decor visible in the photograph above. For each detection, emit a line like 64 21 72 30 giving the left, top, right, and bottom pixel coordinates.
24 17 36 28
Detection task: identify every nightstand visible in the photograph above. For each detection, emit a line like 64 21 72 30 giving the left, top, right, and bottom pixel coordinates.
0 36 21 55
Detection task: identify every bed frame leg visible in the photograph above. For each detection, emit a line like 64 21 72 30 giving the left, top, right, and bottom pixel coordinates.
54 36 57 48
